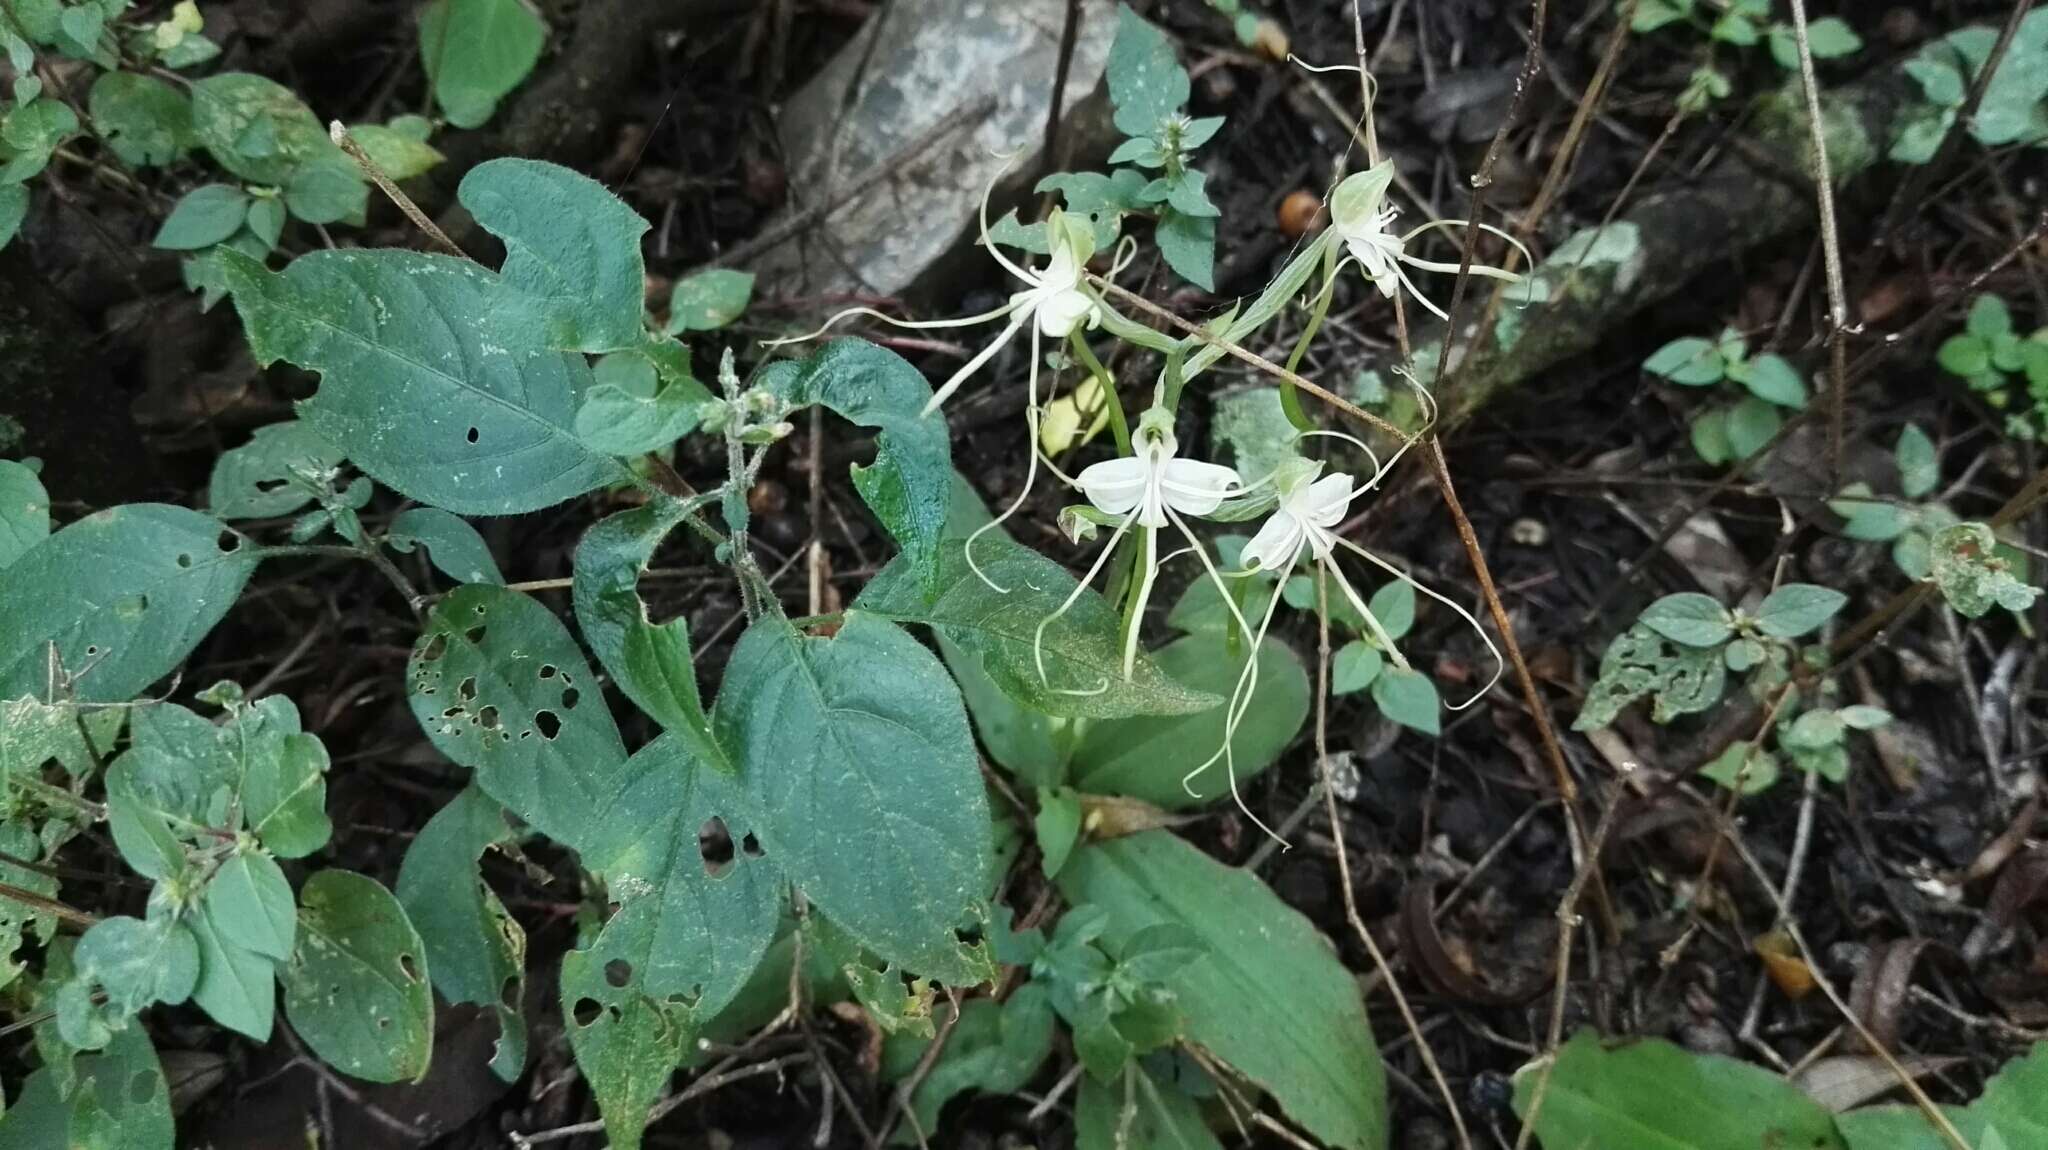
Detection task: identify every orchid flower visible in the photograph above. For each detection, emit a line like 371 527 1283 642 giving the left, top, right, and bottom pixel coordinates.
1329 159 1531 321
1033 408 1244 690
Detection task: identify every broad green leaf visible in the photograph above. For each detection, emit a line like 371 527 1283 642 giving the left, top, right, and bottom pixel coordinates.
0 97 77 182
282 158 367 225
575 347 712 456
1331 640 1383 695
281 870 433 1083
1513 1031 1845 1150
420 0 546 130
881 983 1057 1143
766 340 952 592
0 505 258 703
1754 583 1846 639
571 503 728 769
396 785 527 1081
1060 832 1385 1150
1069 631 1308 808
349 122 444 180
1931 522 2041 618
1738 353 1809 408
0 1026 174 1150
188 899 276 1041
1829 484 1913 542
1725 396 1783 459
107 697 332 861
560 948 690 1150
88 72 190 167
574 734 782 1020
0 457 50 567
202 851 296 961
0 183 27 250
1839 1043 2048 1150
387 507 505 585
1638 592 1734 648
1155 208 1216 292
224 247 630 515
936 631 1066 786
1075 1063 1224 1150
459 158 648 353
715 614 993 985
153 184 249 251
1575 623 1729 730
856 536 1220 719
1371 667 1441 735
188 72 341 185
666 268 754 333
1644 336 1724 385
207 419 344 519
408 584 627 851
1107 4 1189 135
58 913 200 1049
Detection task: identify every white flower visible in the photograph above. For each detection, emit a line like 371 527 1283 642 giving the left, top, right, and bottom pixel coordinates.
1019 241 1101 339
1328 160 1528 321
1241 471 1352 573
1076 424 1242 529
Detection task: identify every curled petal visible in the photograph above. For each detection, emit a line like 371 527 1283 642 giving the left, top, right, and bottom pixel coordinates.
1077 455 1152 518
1156 458 1244 518
1036 287 1098 338
1298 472 1354 529
1241 510 1306 574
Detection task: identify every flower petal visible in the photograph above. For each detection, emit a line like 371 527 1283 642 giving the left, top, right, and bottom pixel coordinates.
1156 458 1244 517
1241 510 1305 573
1036 287 1097 338
1298 472 1354 528
1078 455 1152 517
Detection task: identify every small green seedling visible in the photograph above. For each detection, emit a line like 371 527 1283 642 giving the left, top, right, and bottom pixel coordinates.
1936 295 2048 441
1643 327 1809 463
1625 0 1861 113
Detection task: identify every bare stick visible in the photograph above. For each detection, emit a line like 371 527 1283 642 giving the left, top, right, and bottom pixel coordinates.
1781 0 1853 489
329 122 466 259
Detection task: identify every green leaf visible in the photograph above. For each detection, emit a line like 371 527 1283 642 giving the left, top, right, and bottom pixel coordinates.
245 196 286 249
1804 17 1862 59
1575 624 1728 730
1515 1031 1845 1149
666 268 755 333
1060 832 1386 1150
0 457 50 568
420 0 546 129
1738 353 1809 408
0 97 77 182
1968 294 2014 339
1155 208 1215 292
571 503 729 769
1931 522 2041 618
202 851 296 961
715 614 994 986
188 72 341 185
1725 396 1783 459
387 507 504 585
1690 407 1732 465
458 158 649 353
856 535 1220 719
88 72 190 167
1368 578 1416 640
1701 743 1780 794
1075 1063 1224 1150
1754 583 1846 639
1107 4 1189 137
0 505 258 703
1895 423 1942 499
1937 334 1992 378
153 184 249 251
396 785 527 1081
282 158 368 225
1036 786 1083 879
281 870 434 1084
883 984 1058 1143
1839 1043 2048 1150
935 631 1065 786
189 899 276 1041
1644 337 1725 385
574 347 712 456
1710 10 1759 45
207 419 344 519
408 584 627 851
223 247 630 515
59 914 200 1049
1630 0 1692 32
766 340 953 593
1828 483 1913 542
559 946 690 1150
0 183 27 251
1330 640 1383 695
1068 631 1308 808
1371 667 1441 735
0 1027 175 1150
108 697 332 862
1639 592 1735 648
348 122 444 180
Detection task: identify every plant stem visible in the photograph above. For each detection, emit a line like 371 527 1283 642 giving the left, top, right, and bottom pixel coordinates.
1068 331 1132 456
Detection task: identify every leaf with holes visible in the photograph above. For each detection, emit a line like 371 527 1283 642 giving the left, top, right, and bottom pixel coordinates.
0 505 258 703
57 913 201 1050
419 0 546 130
0 1025 175 1150
1059 831 1386 1150
408 584 627 852
281 870 433 1084
459 159 647 353
855 536 1220 720
1931 523 2041 618
0 458 49 568
1068 631 1308 809
222 247 631 516
571 503 728 770
397 785 527 1081
764 340 953 594
387 507 504 586
207 420 344 520
89 72 192 168
715 614 994 985
559 946 690 1150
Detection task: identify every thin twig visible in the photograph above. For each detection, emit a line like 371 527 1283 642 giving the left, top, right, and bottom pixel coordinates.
329 122 466 259
0 879 98 927
510 1053 812 1147
1781 0 1853 490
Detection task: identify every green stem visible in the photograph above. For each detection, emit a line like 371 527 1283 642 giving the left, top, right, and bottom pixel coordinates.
1068 331 1132 456
1278 252 1342 433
